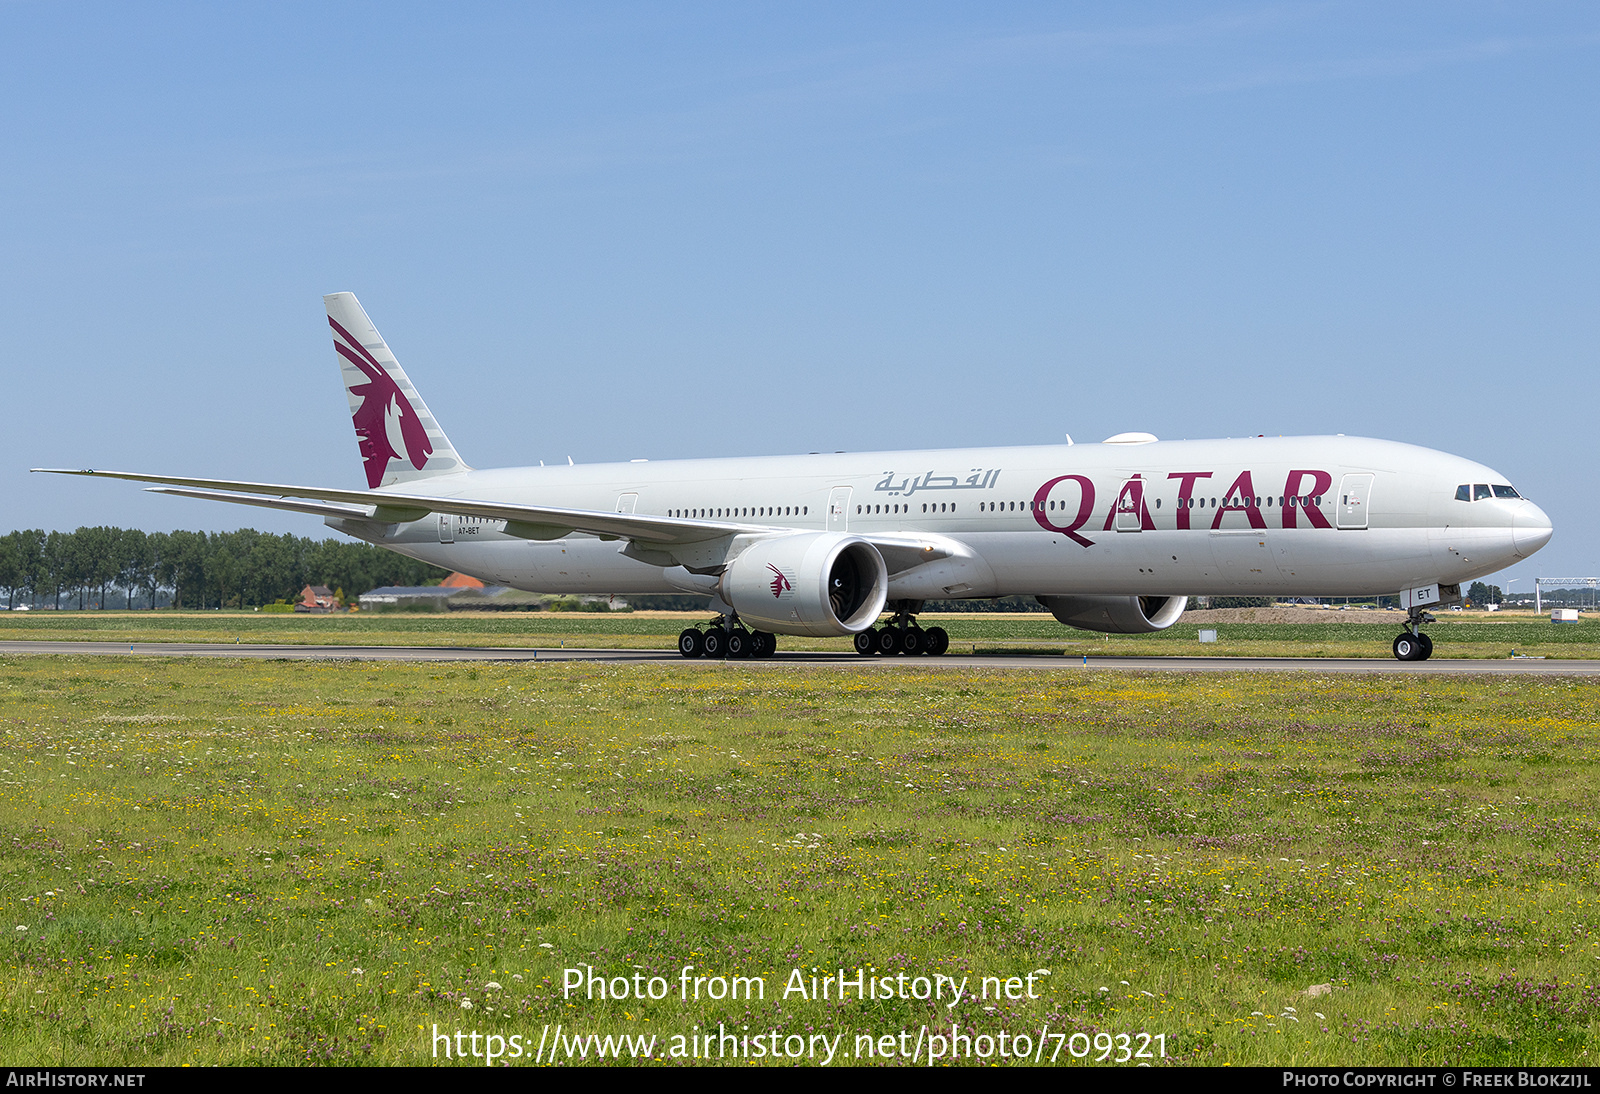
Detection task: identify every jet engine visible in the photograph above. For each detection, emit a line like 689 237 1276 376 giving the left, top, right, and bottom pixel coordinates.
1037 594 1188 634
722 533 888 637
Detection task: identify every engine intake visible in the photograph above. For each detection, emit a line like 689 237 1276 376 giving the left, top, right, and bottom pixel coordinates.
723 533 888 637
1037 594 1188 634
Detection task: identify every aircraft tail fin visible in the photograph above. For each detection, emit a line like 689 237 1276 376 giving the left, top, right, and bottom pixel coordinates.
324 292 469 488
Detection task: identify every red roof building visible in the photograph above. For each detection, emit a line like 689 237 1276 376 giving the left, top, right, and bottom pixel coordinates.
296 585 337 613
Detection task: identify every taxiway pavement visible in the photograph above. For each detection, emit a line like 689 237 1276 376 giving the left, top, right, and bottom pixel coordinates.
1 641 1596 674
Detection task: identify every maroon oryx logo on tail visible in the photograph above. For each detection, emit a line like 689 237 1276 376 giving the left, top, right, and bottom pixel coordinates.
330 316 433 488
767 564 792 598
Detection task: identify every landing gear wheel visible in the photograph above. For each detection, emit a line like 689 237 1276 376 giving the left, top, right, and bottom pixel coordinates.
853 630 878 656
1416 632 1433 661
702 629 726 659
899 628 924 656
1393 633 1424 661
725 629 751 660
924 626 949 657
678 629 705 659
750 632 776 658
875 627 901 655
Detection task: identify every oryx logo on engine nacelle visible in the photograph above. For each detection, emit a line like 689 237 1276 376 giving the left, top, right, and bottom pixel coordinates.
767 564 792 598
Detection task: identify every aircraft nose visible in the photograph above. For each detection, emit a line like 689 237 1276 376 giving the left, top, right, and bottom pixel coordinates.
1513 502 1553 559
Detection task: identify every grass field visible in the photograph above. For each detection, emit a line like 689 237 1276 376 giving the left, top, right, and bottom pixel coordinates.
0 654 1596 1066
3 609 1600 660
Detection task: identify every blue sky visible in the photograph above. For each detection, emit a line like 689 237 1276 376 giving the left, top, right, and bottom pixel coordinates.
4 2 1595 591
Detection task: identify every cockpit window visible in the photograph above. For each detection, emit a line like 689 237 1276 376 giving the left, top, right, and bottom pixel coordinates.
1457 483 1523 501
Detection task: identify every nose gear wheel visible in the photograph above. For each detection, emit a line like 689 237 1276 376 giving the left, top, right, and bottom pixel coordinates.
1392 608 1437 661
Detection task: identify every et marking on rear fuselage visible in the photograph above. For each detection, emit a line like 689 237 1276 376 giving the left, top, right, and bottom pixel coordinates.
35 293 1552 662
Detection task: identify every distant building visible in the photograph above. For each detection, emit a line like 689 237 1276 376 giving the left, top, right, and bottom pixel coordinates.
296 585 337 613
355 572 492 610
357 585 459 609
355 580 625 612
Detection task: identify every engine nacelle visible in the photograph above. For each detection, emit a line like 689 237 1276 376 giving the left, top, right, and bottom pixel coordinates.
722 533 888 637
1037 594 1188 634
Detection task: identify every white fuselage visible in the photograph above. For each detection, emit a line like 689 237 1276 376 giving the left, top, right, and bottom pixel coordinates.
335 435 1551 602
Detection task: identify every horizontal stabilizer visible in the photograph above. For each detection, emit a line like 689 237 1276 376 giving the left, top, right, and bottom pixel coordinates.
144 487 380 522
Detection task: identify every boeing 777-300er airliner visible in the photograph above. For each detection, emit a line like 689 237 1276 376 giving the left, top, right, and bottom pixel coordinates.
37 293 1553 661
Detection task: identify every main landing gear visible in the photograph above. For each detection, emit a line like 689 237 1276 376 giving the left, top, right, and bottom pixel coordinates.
853 604 950 657
678 615 776 660
1393 609 1436 662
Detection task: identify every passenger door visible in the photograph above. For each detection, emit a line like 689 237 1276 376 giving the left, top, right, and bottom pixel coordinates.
1113 477 1146 532
827 487 852 532
1337 474 1374 530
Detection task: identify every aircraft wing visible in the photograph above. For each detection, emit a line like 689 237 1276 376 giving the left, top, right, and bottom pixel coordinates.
31 468 762 545
33 468 963 571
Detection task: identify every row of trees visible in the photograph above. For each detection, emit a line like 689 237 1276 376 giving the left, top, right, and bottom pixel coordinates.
0 528 448 610
1466 581 1505 606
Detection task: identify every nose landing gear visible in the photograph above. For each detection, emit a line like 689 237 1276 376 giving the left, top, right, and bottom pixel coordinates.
1393 609 1436 661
